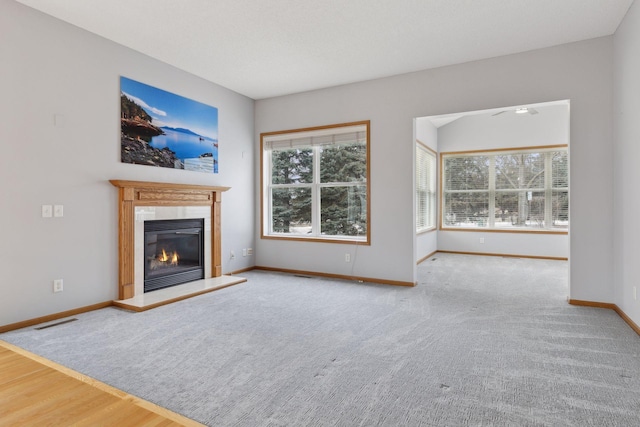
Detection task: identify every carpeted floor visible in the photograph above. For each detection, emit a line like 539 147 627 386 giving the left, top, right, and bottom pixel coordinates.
3 253 640 426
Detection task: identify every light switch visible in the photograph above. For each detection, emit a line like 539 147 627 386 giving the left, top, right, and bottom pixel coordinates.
42 205 52 218
54 205 64 217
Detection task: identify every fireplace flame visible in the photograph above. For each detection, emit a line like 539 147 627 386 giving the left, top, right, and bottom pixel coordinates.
154 249 179 267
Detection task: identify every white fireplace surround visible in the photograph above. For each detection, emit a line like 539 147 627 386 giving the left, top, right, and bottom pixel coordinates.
134 206 212 296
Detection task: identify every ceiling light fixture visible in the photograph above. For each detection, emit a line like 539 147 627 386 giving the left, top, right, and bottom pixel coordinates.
515 107 529 114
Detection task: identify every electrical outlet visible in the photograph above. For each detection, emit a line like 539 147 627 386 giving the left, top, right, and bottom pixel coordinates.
345 253 351 262
42 205 52 218
53 279 63 293
247 248 253 256
230 251 235 260
479 238 485 244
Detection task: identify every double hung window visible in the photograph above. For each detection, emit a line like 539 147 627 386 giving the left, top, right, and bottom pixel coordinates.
261 121 370 243
416 142 436 232
442 146 568 231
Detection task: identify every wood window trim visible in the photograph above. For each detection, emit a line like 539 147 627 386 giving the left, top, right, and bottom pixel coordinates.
260 120 371 245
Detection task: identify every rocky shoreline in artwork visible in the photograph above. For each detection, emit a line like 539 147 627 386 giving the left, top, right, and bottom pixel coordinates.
121 134 178 168
121 118 164 137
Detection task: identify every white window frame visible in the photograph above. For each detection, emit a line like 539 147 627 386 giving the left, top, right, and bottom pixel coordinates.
261 121 370 244
416 141 436 233
441 145 568 232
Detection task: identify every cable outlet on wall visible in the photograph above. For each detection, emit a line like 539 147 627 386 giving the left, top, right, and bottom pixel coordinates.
53 279 63 293
230 250 235 260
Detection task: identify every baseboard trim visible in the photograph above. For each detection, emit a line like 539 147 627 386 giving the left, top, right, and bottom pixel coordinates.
253 266 416 287
417 250 438 265
0 301 114 333
569 299 640 336
613 306 640 336
228 266 256 275
567 299 617 310
437 250 568 261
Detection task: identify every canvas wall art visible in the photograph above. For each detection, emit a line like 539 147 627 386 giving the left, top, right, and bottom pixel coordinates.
120 76 219 173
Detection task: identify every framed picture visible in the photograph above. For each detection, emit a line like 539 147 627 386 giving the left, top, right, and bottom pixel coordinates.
120 76 219 173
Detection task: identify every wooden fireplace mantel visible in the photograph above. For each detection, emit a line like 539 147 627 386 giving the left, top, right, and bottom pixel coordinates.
110 180 230 300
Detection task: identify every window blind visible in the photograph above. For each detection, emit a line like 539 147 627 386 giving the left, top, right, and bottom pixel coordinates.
444 155 489 191
416 143 436 231
264 125 367 151
442 147 568 230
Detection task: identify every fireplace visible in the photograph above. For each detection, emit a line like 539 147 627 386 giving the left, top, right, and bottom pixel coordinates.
110 180 246 311
144 218 205 292
110 180 230 301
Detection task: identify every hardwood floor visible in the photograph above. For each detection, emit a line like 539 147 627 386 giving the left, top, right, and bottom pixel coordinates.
0 341 204 426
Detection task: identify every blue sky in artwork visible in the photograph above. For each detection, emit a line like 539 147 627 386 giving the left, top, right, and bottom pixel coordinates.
120 76 218 140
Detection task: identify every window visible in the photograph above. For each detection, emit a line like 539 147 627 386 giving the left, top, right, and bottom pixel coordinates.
416 142 436 232
442 146 568 231
261 121 370 243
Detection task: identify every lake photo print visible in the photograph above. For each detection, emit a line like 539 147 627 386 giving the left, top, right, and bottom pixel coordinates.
120 76 219 173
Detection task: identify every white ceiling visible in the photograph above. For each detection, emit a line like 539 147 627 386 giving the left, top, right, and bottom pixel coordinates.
15 0 634 100
421 99 569 129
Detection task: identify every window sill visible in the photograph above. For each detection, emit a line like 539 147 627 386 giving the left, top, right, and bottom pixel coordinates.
417 227 436 235
439 227 568 235
261 234 370 245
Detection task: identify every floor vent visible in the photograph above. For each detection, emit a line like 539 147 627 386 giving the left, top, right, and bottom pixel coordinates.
34 318 78 330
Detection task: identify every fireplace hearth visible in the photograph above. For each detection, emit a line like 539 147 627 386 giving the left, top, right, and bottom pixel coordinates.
144 218 205 292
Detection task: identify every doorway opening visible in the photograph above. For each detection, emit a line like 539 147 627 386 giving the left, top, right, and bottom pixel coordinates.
414 99 570 298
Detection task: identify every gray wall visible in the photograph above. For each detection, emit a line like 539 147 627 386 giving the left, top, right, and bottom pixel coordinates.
614 0 640 327
0 1 255 326
2 0 626 326
256 37 613 300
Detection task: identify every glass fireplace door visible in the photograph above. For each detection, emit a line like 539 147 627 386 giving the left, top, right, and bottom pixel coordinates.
144 218 204 292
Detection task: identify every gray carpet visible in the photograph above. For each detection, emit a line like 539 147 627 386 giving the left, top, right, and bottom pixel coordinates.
3 253 640 426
